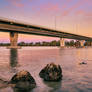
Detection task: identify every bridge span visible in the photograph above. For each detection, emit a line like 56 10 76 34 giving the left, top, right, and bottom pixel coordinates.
0 18 92 48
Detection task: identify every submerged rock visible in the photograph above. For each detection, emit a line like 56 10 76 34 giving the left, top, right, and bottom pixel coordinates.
39 63 62 81
10 70 36 91
79 62 87 65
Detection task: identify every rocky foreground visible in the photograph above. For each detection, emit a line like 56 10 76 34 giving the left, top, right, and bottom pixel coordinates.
0 63 63 91
39 63 63 81
0 70 36 92
10 70 36 91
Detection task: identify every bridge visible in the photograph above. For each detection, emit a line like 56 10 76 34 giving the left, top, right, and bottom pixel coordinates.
0 18 92 48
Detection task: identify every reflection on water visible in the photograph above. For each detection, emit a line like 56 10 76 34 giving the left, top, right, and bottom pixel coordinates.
12 87 33 92
10 49 18 73
76 49 88 62
43 81 62 92
0 47 92 92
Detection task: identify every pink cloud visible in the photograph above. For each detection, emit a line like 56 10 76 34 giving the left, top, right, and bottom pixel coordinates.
13 2 24 7
61 0 72 9
75 10 85 15
32 2 60 16
41 3 60 13
84 12 92 17
38 0 72 14
83 0 92 4
75 10 92 17
61 0 86 16
6 0 24 7
6 0 35 7
35 0 88 17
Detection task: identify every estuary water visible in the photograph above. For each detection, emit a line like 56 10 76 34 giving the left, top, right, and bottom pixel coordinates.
0 47 92 92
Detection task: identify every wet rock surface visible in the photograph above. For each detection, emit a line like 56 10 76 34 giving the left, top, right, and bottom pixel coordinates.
10 70 36 91
39 63 62 81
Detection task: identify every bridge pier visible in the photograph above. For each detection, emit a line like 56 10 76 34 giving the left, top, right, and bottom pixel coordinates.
60 38 65 48
91 42 92 46
7 32 21 49
79 40 85 47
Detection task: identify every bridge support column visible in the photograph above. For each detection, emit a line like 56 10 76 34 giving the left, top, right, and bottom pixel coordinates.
60 38 65 48
80 40 85 47
7 32 21 49
90 42 92 46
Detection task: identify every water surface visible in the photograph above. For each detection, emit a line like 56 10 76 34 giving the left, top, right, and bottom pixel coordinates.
0 47 92 92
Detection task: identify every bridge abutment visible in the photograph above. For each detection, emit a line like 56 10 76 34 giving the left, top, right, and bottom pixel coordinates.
60 38 65 48
7 32 21 49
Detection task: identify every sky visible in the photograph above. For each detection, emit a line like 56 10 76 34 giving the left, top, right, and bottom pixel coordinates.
0 0 92 43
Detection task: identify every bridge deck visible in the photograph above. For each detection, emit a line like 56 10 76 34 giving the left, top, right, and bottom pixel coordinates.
0 19 92 41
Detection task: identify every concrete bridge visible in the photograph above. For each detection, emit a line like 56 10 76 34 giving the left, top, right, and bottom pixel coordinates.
0 18 92 48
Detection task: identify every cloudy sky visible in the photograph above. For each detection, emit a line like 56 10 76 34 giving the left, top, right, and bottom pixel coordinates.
0 0 92 43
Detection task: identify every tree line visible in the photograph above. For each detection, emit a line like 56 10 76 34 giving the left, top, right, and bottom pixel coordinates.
0 40 92 46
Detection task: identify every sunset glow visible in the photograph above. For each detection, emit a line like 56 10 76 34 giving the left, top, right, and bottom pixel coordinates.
0 0 92 42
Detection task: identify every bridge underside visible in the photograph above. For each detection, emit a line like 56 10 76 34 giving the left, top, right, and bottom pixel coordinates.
0 28 92 41
0 19 92 48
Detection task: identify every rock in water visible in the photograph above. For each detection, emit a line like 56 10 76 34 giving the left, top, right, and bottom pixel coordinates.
10 70 36 91
39 63 62 81
79 62 87 65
